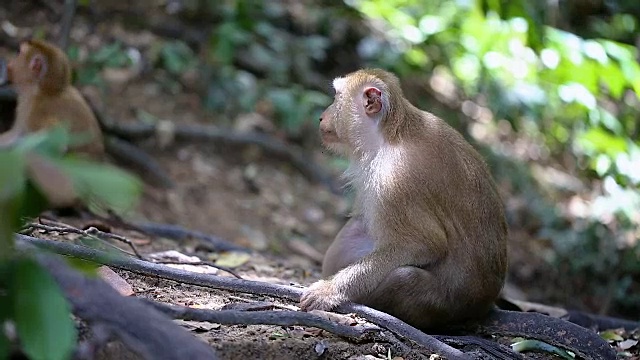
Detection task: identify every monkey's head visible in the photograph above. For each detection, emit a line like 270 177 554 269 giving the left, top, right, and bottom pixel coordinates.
8 39 71 95
319 69 405 156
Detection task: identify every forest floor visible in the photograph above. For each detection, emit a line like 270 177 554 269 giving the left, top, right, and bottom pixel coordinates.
2 2 639 359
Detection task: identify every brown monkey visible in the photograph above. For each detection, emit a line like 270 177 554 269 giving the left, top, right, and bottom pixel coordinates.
300 68 508 330
301 70 617 359
0 39 104 157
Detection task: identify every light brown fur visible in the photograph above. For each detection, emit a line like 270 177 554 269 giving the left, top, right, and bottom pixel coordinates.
300 69 508 330
0 39 104 157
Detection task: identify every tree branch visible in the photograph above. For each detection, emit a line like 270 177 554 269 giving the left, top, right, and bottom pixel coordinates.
144 300 377 339
28 251 218 360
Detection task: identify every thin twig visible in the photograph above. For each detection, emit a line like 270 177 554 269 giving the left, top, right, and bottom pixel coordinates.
22 222 143 259
143 300 378 340
225 296 298 311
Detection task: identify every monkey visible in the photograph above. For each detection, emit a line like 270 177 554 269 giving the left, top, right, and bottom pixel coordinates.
300 68 508 329
0 39 104 157
300 69 618 359
0 39 174 189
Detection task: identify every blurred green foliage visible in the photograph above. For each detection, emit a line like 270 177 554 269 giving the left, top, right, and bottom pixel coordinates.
68 42 134 87
184 0 336 134
0 126 142 360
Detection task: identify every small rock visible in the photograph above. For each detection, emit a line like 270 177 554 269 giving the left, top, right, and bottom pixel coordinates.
304 206 325 223
314 340 328 355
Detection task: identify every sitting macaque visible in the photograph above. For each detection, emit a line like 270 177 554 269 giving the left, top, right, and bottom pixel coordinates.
0 39 104 157
300 68 508 330
0 40 138 295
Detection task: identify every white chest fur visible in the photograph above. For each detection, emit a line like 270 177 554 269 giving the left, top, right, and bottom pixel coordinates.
347 145 406 233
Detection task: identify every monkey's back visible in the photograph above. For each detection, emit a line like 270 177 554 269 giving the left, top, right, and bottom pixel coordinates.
432 111 506 310
29 87 104 157
385 109 508 325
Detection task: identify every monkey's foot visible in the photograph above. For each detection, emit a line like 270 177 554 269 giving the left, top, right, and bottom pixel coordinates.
300 280 347 311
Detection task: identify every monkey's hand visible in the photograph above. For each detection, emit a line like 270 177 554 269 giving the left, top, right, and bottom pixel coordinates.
300 279 347 312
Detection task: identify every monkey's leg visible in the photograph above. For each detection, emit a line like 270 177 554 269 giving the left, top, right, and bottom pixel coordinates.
359 266 492 330
322 217 374 277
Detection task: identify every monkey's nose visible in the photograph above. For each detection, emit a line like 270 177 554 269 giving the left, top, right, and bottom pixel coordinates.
319 117 323 122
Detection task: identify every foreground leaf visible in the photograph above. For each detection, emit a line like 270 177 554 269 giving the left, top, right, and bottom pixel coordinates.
511 339 575 359
0 329 9 360
25 152 78 208
12 259 77 360
53 157 143 215
0 151 26 255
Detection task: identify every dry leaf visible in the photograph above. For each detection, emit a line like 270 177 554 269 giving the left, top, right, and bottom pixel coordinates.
619 339 638 350
97 266 133 296
214 251 251 268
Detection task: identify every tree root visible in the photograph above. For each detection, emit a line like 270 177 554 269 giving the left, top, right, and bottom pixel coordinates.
17 234 619 360
28 251 219 360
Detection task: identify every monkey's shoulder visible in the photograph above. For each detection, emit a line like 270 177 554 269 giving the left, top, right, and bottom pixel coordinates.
30 87 97 127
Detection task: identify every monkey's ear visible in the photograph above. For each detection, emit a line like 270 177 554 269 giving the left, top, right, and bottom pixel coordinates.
29 54 47 80
363 87 382 116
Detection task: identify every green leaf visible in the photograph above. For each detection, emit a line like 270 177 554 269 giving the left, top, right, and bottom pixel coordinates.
511 339 575 359
89 42 130 68
12 258 77 360
210 22 250 65
160 41 196 75
598 62 626 99
0 151 27 202
600 329 624 342
53 158 143 215
0 330 9 360
14 124 69 156
20 181 52 221
75 236 132 259
64 257 100 277
0 262 10 321
0 151 26 255
576 128 628 158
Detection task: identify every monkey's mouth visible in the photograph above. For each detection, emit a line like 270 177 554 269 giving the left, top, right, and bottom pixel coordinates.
320 130 339 144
